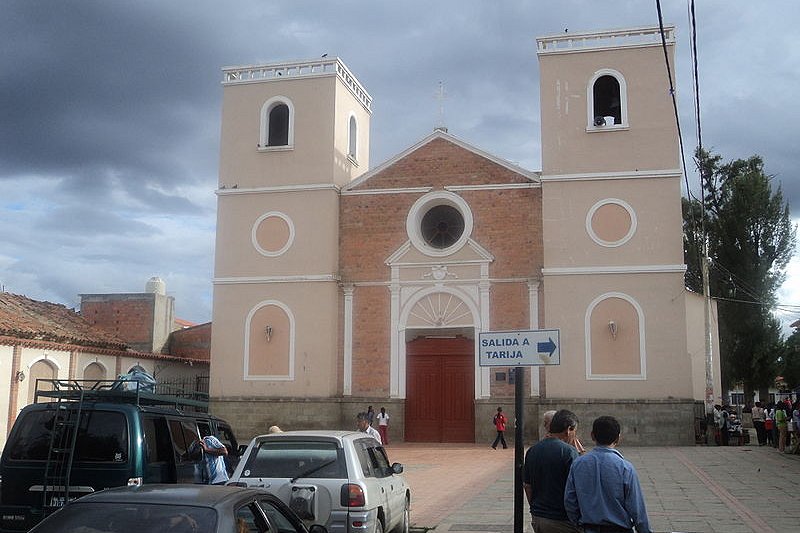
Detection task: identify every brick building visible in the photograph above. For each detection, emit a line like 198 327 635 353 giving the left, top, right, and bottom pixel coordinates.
210 26 721 445
0 287 209 448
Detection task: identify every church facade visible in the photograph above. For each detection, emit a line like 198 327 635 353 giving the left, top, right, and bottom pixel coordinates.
209 26 720 445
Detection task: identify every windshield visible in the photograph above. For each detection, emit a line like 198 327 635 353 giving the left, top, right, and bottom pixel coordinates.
30 502 216 533
242 440 346 479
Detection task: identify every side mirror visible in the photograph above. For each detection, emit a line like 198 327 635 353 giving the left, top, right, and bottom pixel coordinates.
391 462 404 474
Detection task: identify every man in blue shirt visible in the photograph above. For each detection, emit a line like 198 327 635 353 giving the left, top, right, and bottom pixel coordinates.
523 409 581 533
564 416 650 533
197 430 229 485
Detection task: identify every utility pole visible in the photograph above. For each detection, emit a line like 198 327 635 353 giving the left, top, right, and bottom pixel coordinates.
702 250 715 418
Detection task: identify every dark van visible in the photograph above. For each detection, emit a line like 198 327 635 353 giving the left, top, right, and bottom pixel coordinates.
0 379 240 532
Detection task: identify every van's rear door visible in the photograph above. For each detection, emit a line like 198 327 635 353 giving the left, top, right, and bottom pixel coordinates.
0 407 133 531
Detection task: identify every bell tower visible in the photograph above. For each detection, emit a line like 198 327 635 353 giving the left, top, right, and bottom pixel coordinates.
537 27 693 399
210 58 372 402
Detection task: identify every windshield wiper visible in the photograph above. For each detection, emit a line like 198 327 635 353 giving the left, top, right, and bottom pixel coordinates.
290 458 337 483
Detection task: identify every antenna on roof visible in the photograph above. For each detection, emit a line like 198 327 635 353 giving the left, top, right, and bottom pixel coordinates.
434 81 448 133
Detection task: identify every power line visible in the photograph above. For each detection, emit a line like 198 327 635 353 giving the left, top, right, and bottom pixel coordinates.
688 0 703 153
655 0 695 204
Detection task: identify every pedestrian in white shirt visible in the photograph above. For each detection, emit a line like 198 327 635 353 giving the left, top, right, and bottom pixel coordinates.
376 407 390 444
357 412 382 443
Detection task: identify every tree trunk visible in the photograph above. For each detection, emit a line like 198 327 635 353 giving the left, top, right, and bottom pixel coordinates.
743 383 755 407
758 386 770 404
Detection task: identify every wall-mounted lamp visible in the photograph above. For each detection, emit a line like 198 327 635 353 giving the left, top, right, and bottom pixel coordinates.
608 320 618 340
15 370 25 382
265 325 273 343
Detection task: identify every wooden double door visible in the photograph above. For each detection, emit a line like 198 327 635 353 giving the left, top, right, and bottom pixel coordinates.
404 336 475 442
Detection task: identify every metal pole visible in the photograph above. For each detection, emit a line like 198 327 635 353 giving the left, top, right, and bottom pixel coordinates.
702 253 715 416
514 366 525 533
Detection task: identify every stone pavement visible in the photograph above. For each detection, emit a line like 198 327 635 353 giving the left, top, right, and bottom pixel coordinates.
386 441 800 533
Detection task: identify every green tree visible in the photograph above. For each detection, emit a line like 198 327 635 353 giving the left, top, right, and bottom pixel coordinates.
683 149 795 403
781 328 800 391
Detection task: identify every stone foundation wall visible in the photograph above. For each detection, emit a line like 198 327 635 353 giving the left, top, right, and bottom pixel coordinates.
211 397 406 443
212 397 698 446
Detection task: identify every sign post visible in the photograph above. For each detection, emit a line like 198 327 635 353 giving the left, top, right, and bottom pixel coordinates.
479 329 561 533
513 365 524 533
478 329 561 367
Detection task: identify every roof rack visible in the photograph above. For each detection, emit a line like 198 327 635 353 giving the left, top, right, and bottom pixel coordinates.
33 378 209 412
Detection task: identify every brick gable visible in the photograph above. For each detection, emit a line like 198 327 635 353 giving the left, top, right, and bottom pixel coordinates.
340 135 542 283
349 136 535 191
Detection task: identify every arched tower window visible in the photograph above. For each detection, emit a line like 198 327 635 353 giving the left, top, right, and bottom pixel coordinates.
587 69 628 129
259 96 295 149
268 104 289 146
348 115 358 160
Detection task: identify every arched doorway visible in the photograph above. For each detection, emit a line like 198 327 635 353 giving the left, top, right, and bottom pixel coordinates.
405 335 474 442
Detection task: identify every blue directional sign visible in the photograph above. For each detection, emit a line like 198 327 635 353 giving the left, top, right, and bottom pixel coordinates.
478 329 561 367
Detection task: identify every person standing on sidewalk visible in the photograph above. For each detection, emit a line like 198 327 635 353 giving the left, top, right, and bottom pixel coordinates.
565 415 651 533
792 401 800 454
544 409 585 454
751 401 766 445
376 406 390 445
713 405 729 446
765 405 775 446
775 404 788 452
491 406 508 449
523 409 581 533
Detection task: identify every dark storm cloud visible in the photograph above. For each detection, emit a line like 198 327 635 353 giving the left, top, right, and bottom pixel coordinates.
0 1 222 187
1 1 799 323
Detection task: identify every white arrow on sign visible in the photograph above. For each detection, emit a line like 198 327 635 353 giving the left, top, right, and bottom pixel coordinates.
478 329 561 367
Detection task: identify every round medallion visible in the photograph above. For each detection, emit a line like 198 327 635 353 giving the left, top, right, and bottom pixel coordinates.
586 199 636 247
252 212 294 256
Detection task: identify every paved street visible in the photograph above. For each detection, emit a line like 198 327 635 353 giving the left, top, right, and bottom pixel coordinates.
387 441 800 533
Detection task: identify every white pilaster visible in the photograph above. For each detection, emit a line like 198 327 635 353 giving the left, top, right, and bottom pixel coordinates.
528 279 541 397
343 285 354 396
478 263 491 398
389 268 402 397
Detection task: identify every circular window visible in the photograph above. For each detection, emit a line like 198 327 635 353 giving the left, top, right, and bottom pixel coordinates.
421 205 465 249
407 191 473 256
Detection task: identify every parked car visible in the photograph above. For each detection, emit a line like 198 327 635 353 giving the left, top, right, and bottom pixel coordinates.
0 379 241 532
27 484 328 533
228 431 410 533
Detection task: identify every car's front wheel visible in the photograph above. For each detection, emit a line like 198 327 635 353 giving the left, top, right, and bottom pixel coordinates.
398 501 410 533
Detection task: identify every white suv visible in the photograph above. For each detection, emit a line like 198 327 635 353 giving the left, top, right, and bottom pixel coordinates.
228 431 410 533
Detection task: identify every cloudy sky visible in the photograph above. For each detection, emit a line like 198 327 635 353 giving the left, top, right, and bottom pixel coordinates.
1 1 798 329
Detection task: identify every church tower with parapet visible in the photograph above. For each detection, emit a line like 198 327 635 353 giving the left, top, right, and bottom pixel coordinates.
537 27 693 400
210 59 372 404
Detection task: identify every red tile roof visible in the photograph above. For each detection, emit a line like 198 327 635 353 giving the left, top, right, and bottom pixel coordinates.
0 292 128 351
174 318 197 329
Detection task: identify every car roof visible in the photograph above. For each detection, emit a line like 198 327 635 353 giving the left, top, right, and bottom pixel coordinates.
251 430 366 442
73 484 273 507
